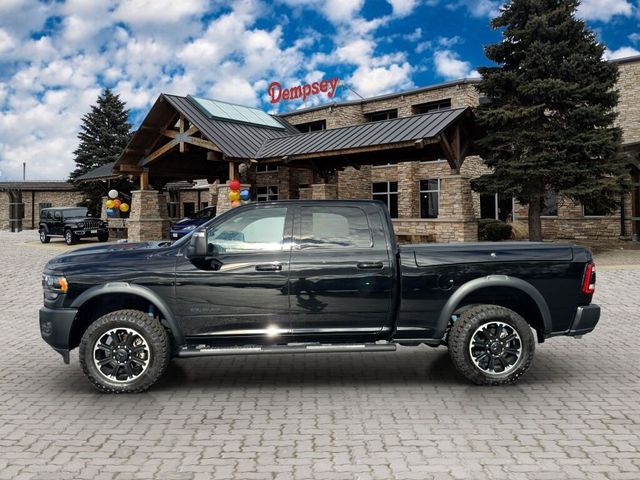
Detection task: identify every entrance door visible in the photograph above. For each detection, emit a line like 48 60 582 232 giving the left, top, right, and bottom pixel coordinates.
174 205 293 340
288 203 394 338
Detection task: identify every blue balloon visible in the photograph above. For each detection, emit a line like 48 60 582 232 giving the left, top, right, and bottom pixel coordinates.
106 208 117 217
240 189 250 201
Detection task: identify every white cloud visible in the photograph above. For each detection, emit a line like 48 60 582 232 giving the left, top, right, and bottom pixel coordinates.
0 28 15 54
279 0 364 23
349 63 413 98
604 46 640 60
434 50 479 79
113 0 208 26
577 0 632 22
387 0 418 17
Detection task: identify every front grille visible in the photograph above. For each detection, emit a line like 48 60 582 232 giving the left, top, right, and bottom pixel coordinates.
83 219 102 229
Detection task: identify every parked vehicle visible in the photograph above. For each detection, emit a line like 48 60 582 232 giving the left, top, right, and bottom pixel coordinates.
39 200 599 393
39 207 109 245
169 206 216 239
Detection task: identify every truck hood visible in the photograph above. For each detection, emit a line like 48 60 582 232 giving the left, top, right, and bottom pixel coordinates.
44 241 173 272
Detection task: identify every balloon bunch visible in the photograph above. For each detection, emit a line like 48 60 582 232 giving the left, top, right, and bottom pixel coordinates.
105 189 130 218
228 180 251 208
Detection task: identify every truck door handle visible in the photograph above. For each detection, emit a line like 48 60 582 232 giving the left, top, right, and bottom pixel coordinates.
357 262 384 270
255 263 283 272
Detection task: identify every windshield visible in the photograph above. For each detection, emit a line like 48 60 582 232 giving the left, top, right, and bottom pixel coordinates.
192 208 215 219
62 208 88 219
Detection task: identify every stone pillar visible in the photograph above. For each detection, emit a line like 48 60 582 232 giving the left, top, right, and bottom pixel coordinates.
0 192 10 230
278 166 291 200
216 183 251 214
126 190 171 242
208 182 219 209
298 187 312 200
397 161 418 218
439 175 476 221
311 183 338 200
100 196 108 220
337 165 372 199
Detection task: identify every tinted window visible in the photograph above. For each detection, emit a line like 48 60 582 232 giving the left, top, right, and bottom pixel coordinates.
54 211 62 220
207 207 287 253
299 206 372 248
62 208 87 219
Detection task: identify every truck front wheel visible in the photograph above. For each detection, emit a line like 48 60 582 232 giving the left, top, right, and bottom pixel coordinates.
79 309 170 393
448 305 535 385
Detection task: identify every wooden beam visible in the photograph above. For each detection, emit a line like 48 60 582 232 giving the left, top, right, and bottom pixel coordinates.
182 136 222 152
140 139 179 166
118 164 144 174
140 168 149 190
439 132 459 171
178 115 185 153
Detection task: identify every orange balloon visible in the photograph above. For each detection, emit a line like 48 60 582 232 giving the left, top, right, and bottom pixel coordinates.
113 199 122 208
231 200 241 207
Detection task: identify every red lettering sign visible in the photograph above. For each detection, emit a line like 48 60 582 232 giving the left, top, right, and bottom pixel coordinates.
268 78 340 104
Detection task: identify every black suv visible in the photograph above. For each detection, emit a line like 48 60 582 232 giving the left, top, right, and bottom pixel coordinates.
39 207 109 245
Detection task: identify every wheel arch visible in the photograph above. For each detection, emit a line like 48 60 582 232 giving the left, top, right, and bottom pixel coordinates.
69 283 184 349
437 276 552 342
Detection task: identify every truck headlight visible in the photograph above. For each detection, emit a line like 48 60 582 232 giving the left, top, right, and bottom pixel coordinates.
42 274 69 293
77 222 84 228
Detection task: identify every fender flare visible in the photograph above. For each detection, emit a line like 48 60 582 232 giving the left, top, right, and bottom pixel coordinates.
435 275 552 338
70 283 184 344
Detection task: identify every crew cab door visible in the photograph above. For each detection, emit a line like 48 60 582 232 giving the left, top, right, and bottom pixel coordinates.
288 204 394 338
174 205 293 340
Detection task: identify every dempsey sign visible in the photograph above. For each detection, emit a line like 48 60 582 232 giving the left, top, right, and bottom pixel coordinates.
268 78 340 104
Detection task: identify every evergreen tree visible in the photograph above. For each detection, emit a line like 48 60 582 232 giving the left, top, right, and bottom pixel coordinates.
472 0 627 241
69 89 133 215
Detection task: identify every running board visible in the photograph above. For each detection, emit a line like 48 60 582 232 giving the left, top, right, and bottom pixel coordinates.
177 343 397 358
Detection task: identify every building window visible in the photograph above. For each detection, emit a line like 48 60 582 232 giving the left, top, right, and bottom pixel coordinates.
201 201 209 209
372 181 398 218
366 109 398 122
257 185 279 201
583 199 609 217
480 193 514 221
413 99 452 114
419 179 440 219
541 191 558 217
183 202 196 218
257 163 279 173
295 120 326 133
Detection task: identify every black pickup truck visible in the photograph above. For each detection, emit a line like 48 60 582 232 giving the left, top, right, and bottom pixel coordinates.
39 200 599 393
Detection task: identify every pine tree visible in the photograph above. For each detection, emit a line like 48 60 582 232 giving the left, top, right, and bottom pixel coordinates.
69 89 133 214
472 0 628 241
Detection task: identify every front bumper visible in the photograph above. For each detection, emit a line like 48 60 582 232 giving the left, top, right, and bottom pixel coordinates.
567 304 601 336
73 228 108 237
39 306 78 364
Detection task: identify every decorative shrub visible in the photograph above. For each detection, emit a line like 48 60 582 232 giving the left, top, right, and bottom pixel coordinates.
478 219 513 241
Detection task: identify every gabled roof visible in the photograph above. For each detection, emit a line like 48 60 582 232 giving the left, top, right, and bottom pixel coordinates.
75 162 118 182
256 107 469 159
160 95 298 159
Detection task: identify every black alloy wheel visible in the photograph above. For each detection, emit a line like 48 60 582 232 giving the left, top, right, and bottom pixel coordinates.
448 304 535 385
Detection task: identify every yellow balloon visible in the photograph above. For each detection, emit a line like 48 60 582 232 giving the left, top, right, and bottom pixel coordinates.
119 203 129 212
228 190 240 202
105 200 114 209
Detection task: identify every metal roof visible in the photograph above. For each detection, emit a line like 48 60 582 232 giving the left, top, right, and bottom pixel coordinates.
256 107 469 159
0 181 76 191
162 95 298 159
75 162 119 182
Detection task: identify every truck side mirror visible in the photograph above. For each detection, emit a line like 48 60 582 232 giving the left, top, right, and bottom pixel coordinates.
186 232 207 260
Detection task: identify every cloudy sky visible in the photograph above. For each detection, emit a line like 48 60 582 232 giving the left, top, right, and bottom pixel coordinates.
0 0 639 180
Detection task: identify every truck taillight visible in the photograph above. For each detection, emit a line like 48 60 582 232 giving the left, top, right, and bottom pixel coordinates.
581 262 596 295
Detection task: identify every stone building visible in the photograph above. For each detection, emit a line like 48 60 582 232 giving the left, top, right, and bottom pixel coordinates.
0 181 83 231
111 56 640 242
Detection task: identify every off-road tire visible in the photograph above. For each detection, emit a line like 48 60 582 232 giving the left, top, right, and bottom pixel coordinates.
64 229 77 245
79 309 170 393
97 232 109 242
39 228 50 243
448 304 535 385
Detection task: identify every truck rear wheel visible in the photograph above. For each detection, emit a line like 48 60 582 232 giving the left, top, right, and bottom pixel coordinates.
39 228 50 243
79 309 170 393
448 305 535 385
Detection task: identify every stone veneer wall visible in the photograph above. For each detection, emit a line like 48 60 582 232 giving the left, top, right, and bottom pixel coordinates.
127 190 170 241
0 189 83 231
617 58 640 145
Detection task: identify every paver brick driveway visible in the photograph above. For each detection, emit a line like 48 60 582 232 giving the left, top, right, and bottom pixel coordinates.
1 230 639 480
